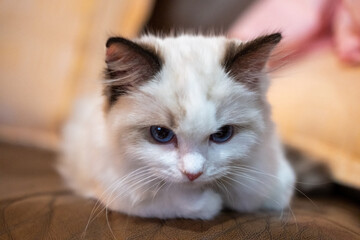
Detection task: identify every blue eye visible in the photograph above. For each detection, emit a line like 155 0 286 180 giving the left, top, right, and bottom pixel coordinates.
210 125 234 143
150 126 175 143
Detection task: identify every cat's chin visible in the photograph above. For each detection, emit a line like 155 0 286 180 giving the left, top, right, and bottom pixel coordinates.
167 178 215 188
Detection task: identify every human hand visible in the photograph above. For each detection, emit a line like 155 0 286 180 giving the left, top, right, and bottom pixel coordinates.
228 0 360 66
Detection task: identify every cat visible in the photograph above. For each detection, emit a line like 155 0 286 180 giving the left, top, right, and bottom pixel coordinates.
58 33 296 220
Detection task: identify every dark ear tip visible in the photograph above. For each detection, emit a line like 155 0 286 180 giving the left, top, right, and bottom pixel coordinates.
106 37 128 48
106 37 117 48
268 32 282 43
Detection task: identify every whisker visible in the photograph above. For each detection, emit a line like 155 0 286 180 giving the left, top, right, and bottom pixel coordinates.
222 175 292 219
106 174 160 209
152 180 167 202
89 175 159 227
216 178 234 205
90 168 152 220
229 165 318 209
81 166 152 238
106 208 117 240
224 165 306 229
224 173 299 226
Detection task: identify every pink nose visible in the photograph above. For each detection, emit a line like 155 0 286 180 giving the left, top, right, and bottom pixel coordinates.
184 172 203 181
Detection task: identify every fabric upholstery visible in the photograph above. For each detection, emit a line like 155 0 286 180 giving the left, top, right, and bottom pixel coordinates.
1 142 359 239
0 0 154 149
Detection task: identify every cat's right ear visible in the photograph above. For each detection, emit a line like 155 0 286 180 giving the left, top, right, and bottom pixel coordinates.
223 33 281 91
104 37 162 106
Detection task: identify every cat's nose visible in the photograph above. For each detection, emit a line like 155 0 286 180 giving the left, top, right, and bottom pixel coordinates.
184 172 203 181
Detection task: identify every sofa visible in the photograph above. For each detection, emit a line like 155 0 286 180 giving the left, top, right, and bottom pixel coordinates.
1 141 359 239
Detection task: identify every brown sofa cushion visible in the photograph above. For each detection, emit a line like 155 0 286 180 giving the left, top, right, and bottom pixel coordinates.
1 142 359 239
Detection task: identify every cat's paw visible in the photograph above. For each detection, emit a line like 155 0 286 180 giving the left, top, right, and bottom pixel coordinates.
184 189 222 220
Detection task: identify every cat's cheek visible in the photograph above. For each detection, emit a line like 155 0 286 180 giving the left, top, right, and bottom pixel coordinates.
262 158 296 210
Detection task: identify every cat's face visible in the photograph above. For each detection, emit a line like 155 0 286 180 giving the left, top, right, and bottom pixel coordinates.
104 34 280 185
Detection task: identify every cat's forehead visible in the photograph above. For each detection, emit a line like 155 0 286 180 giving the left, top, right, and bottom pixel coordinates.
137 35 241 97
133 35 253 134
106 33 279 136
138 35 232 66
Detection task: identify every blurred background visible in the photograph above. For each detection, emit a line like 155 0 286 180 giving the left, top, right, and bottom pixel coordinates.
0 0 359 190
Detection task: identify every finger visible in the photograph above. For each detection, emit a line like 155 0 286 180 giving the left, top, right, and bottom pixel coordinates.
333 2 360 64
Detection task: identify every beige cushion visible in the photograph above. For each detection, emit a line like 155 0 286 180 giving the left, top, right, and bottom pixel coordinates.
0 0 154 149
268 46 360 188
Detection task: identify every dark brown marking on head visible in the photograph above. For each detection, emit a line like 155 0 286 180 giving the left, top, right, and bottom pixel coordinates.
104 37 163 107
136 41 165 64
222 42 237 68
167 110 179 130
223 33 282 91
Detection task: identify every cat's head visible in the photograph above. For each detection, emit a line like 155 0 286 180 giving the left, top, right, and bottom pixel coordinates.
103 33 281 185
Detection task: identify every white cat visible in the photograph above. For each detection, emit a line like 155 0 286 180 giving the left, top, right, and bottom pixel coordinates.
59 33 295 220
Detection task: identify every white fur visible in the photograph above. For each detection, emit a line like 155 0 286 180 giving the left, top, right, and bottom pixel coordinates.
59 35 295 219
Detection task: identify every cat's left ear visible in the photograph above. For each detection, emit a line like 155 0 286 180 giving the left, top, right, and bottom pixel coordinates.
104 37 162 105
223 33 281 90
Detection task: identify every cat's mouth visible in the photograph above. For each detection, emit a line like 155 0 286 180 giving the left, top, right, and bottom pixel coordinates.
168 179 207 188
169 174 218 186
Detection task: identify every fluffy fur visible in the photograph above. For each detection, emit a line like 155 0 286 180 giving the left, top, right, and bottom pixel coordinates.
59 33 295 220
